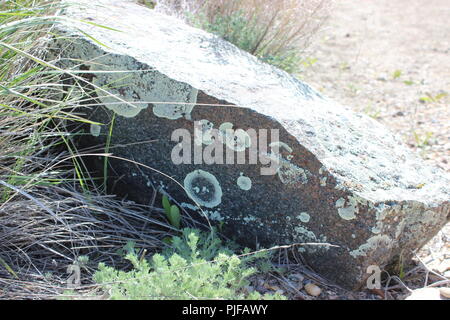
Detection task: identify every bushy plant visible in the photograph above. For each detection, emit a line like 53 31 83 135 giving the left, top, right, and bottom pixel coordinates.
92 229 286 300
156 0 330 73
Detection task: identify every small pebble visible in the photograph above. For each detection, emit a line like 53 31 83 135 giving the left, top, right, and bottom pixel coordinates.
289 273 305 282
437 260 450 273
406 288 442 300
304 283 322 297
439 287 450 299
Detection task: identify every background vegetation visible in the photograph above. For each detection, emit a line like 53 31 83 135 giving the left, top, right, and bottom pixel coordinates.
154 0 330 73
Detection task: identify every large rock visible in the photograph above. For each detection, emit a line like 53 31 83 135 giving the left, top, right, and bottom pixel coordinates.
53 0 450 289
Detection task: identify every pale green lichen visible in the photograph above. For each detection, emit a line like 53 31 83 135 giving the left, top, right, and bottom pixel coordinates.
206 210 223 221
90 123 102 137
371 226 381 234
90 58 198 119
180 202 199 211
371 202 445 245
237 173 252 191
269 141 293 154
218 122 252 151
183 169 223 208
277 159 309 185
294 226 316 242
264 142 310 185
335 196 363 220
224 128 252 152
218 122 233 135
243 215 257 223
294 226 328 253
298 212 310 223
370 202 392 234
194 119 215 146
389 202 447 245
349 234 393 258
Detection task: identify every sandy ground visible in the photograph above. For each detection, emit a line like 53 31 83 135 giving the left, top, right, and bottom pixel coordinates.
302 0 449 171
299 0 449 299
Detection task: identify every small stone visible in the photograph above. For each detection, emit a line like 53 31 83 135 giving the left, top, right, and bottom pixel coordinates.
289 273 305 282
304 283 322 297
439 287 450 299
437 260 450 273
263 282 281 292
405 288 442 300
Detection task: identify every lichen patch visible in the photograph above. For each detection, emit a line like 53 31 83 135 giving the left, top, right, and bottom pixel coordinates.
225 128 252 151
349 234 393 258
335 196 360 220
277 159 309 185
88 56 198 119
206 210 223 221
237 173 252 191
194 119 215 145
183 169 223 208
298 212 311 223
269 141 293 154
90 123 102 137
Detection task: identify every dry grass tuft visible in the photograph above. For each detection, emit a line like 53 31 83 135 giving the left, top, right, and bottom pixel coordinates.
0 183 185 298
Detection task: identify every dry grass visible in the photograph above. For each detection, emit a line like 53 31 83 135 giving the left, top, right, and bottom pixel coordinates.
0 0 188 298
155 0 331 73
0 183 188 299
203 0 329 54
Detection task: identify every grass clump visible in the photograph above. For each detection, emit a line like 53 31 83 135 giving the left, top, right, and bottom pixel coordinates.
0 1 185 298
91 228 286 300
155 0 330 74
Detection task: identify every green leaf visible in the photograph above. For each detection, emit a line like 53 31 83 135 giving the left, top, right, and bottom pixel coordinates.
392 69 402 79
0 257 18 279
403 80 414 85
434 92 447 101
162 195 171 215
169 204 181 229
419 96 432 103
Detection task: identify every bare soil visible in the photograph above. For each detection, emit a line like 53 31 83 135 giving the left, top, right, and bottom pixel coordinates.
302 0 449 171
297 0 449 299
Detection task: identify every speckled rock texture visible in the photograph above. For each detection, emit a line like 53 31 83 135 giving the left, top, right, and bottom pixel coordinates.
54 0 450 289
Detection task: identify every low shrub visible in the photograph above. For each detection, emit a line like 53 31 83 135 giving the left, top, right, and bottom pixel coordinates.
91 228 286 300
